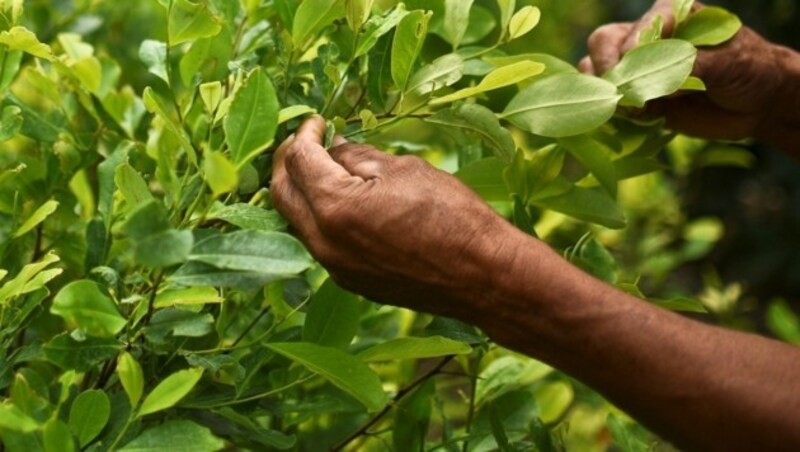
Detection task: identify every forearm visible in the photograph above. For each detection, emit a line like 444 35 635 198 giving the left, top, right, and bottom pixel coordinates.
475 231 800 451
757 43 800 156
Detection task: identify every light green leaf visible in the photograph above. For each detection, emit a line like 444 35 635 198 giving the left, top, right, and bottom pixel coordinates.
0 252 60 303
278 105 316 124
44 419 75 452
559 135 618 197
200 81 223 114
153 287 223 308
139 40 169 84
207 203 288 232
0 104 23 141
346 0 374 31
0 26 54 60
456 157 510 202
406 53 464 95
442 0 473 48
168 0 223 47
138 368 204 417
497 0 517 32
69 390 110 447
224 68 279 166
293 0 346 47
51 280 126 337
501 73 622 138
14 199 58 238
508 6 541 40
358 336 471 362
603 40 696 108
303 279 361 349
203 151 239 197
533 185 626 229
427 103 516 162
0 402 40 432
675 7 742 46
267 342 386 412
638 14 664 45
431 60 545 105
119 420 225 452
766 300 800 345
391 10 431 92
672 0 695 25
188 230 313 275
171 262 290 289
118 352 144 407
354 4 408 58
680 75 706 91
143 87 198 166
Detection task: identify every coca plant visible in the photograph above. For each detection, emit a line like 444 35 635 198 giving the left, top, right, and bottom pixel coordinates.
0 0 744 450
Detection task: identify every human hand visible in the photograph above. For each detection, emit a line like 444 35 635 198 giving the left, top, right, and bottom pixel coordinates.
271 116 524 320
579 0 797 144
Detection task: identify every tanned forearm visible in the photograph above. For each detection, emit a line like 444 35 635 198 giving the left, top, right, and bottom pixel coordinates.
759 43 800 157
473 230 800 451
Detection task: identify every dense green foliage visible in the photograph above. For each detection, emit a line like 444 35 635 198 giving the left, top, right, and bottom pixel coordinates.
1 0 796 451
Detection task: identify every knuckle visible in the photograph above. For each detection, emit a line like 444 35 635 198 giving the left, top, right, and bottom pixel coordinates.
394 155 427 171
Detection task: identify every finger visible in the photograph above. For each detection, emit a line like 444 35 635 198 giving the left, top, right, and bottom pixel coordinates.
578 56 595 75
621 0 705 52
332 135 348 147
295 114 327 146
587 23 635 75
329 143 392 180
271 167 331 258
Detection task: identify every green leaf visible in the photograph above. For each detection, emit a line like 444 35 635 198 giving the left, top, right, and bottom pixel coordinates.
115 164 153 210
427 103 516 162
672 0 695 25
674 7 742 46
559 135 618 197
293 0 346 47
607 414 650 452
431 61 545 105
134 229 194 268
143 87 198 166
200 81 223 113
266 342 386 411
171 262 290 289
145 309 214 340
354 4 408 58
533 185 626 229
303 279 361 348
496 0 516 32
118 352 144 407
51 280 126 338
203 151 239 196
122 200 171 240
502 73 621 138
391 10 431 92
456 157 510 202
406 53 464 95
358 336 471 362
638 14 664 45
119 420 225 452
393 379 434 452
0 105 23 141
534 381 574 423
346 0 374 31
153 287 223 308
224 68 279 166
44 419 75 452
766 300 800 345
43 334 123 372
207 203 288 232
0 26 54 60
0 402 40 432
69 390 110 447
188 230 313 275
139 40 169 84
603 40 696 108
168 0 223 47
0 252 61 304
441 0 473 48
138 368 204 417
278 105 316 124
14 199 58 238
508 6 541 40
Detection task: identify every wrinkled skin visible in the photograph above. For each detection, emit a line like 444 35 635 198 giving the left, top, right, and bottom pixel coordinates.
579 0 800 151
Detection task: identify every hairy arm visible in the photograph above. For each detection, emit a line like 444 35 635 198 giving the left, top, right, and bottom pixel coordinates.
272 116 800 451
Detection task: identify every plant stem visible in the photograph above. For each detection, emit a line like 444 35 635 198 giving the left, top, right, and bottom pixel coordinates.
461 351 483 452
142 271 164 326
183 373 317 409
108 412 137 451
330 355 457 452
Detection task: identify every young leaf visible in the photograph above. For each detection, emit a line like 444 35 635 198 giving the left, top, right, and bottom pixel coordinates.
430 60 545 105
168 0 223 47
293 0 346 47
501 73 622 138
119 420 225 452
0 26 54 60
354 4 409 58
638 14 664 45
143 87 198 166
117 352 144 407
0 104 23 141
224 68 279 166
14 199 58 238
426 103 516 162
603 39 696 108
346 0 374 31
391 10 431 92
406 53 464 95
674 7 742 46
559 135 618 197
207 203 288 232
497 0 517 32
69 390 110 447
441 0 474 49
188 230 313 275
358 336 471 362
672 0 695 26
0 402 40 432
199 81 223 114
42 334 123 372
303 279 361 349
0 252 61 304
51 280 127 338
139 40 169 84
508 6 541 40
267 342 387 412
138 368 204 417
278 105 316 124
203 151 239 197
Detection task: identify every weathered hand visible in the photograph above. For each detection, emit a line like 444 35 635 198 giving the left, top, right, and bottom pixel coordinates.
271 116 522 320
579 0 799 147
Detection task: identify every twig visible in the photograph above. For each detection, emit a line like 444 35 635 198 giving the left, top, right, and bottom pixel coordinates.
330 355 457 452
